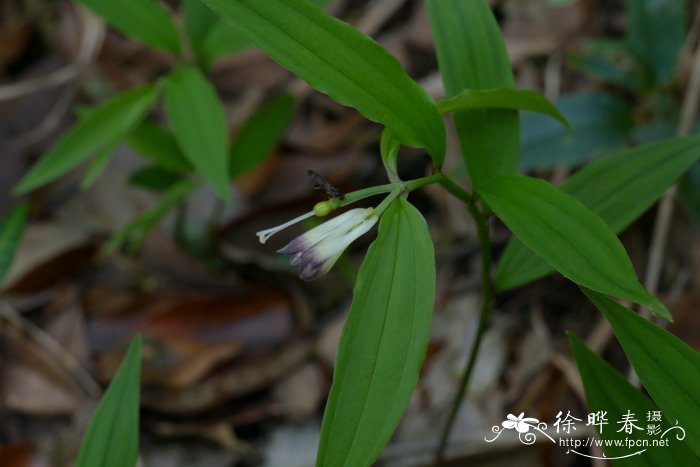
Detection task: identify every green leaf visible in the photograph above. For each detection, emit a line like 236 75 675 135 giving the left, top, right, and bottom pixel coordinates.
679 161 700 227
582 289 700 456
105 180 197 255
200 0 445 163
128 166 184 191
379 127 400 183
80 142 117 190
478 173 670 319
0 203 29 285
568 332 698 465
229 93 295 177
520 92 633 170
570 38 642 91
198 24 250 69
126 121 191 172
437 88 571 131
426 0 519 186
163 67 231 202
78 0 180 54
183 0 250 69
317 197 435 466
15 85 158 194
497 134 700 291
626 0 685 86
75 335 142 467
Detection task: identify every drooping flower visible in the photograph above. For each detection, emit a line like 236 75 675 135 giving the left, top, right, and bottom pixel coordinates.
502 413 539 433
261 207 378 281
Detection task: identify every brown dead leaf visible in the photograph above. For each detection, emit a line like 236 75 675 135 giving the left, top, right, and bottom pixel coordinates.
0 443 33 467
96 289 295 391
3 223 96 294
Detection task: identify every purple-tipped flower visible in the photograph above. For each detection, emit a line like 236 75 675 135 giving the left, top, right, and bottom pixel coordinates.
274 208 378 281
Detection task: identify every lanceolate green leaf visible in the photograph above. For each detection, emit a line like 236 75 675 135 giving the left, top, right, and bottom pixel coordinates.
582 289 700 456
163 67 231 202
478 174 670 319
626 0 685 86
380 127 400 183
200 0 445 163
229 94 295 177
75 335 142 467
183 0 250 69
317 197 435 466
14 85 158 194
126 121 191 172
80 141 117 190
437 88 571 131
0 203 28 285
496 134 700 291
129 166 183 191
426 0 519 186
78 0 180 54
568 332 698 465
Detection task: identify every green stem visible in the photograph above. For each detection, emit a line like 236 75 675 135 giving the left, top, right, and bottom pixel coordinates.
338 174 443 208
435 187 494 464
339 183 395 207
374 185 402 215
437 173 473 205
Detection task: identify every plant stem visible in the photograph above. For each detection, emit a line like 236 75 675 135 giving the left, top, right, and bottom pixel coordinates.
435 184 494 465
437 174 473 205
374 185 403 215
338 174 443 208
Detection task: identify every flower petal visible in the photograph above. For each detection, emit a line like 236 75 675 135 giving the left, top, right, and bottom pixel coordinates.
286 211 378 281
278 208 371 254
256 210 315 244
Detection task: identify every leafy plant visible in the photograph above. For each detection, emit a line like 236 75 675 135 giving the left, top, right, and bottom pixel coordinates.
13 0 299 253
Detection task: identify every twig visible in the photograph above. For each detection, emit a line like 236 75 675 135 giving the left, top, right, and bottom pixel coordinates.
642 7 700 313
8 5 105 151
0 302 101 398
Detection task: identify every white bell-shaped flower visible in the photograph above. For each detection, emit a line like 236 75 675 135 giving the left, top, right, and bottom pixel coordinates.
276 208 378 281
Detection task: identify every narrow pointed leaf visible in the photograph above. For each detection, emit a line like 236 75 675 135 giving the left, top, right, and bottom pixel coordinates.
80 142 117 190
75 335 142 467
568 332 698 465
437 88 571 131
496 134 700 291
183 0 250 69
78 0 180 54
229 94 295 177
0 203 29 285
200 0 445 163
163 67 231 202
582 289 700 456
380 127 400 183
128 167 183 191
15 85 158 193
426 0 519 186
626 0 685 86
317 197 435 466
479 174 670 319
126 121 191 172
